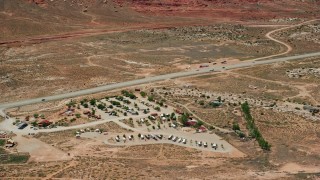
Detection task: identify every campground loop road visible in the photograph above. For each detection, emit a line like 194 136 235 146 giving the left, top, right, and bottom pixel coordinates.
1 51 320 113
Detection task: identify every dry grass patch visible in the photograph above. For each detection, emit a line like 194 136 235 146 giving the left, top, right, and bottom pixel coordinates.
0 161 70 178
252 108 320 165
34 122 130 151
235 58 320 84
184 73 299 100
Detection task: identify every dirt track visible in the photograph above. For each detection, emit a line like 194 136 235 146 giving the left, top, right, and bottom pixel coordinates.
251 19 320 61
0 22 215 46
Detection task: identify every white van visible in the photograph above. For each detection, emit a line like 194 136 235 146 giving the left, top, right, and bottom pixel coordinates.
182 138 186 144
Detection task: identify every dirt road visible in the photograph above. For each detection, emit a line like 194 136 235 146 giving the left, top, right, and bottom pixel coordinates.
0 22 215 46
251 19 320 61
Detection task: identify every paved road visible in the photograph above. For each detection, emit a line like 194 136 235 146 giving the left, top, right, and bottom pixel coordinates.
0 114 146 135
1 51 320 113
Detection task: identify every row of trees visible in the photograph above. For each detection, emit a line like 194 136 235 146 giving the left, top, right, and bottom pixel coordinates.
241 102 271 151
121 90 137 99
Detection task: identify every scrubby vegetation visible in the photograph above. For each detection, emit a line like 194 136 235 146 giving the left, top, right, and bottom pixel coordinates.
0 148 30 164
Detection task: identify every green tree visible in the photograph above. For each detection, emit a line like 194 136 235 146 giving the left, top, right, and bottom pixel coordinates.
97 104 106 110
90 99 97 106
116 96 124 101
129 93 136 99
238 131 245 138
194 121 204 128
31 121 38 127
33 113 39 119
140 91 147 97
180 114 189 126
148 95 154 102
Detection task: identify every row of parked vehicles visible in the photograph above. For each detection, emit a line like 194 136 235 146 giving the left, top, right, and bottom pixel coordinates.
115 134 135 142
115 134 164 142
195 140 218 150
168 135 187 144
114 134 222 151
140 134 164 141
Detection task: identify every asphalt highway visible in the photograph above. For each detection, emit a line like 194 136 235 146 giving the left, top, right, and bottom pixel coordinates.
1 51 320 113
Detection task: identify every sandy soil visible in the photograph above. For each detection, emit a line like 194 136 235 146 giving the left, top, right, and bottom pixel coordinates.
13 135 72 162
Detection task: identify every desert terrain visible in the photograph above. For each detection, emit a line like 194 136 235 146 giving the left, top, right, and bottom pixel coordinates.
0 0 320 180
1 0 320 103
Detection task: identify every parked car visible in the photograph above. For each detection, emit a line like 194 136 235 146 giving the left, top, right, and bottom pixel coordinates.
204 142 208 148
172 136 177 142
157 134 163 139
212 143 217 149
115 136 120 142
146 134 151 139
18 122 28 129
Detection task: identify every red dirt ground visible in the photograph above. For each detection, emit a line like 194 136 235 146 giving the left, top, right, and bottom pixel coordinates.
115 0 320 20
1 0 317 47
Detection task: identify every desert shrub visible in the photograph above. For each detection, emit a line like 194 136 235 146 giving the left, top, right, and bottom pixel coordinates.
148 95 154 102
75 114 81 118
232 123 240 131
33 113 39 118
90 99 97 106
83 103 89 108
0 139 5 146
97 104 106 110
140 91 147 97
